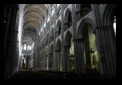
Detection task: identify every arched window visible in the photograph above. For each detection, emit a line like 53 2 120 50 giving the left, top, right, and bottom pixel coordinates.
80 4 91 17
64 9 72 32
56 20 61 38
24 44 26 50
46 33 49 45
50 28 54 42
59 23 61 35
68 12 72 28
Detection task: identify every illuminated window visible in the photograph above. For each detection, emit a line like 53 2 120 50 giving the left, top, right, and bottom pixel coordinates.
47 15 50 22
57 4 60 8
44 22 46 27
52 9 55 16
113 16 116 36
24 44 26 50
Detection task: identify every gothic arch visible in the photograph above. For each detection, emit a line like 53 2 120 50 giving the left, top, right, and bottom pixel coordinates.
77 19 100 72
102 4 116 39
46 47 49 55
100 4 116 75
64 8 72 31
77 18 96 38
50 44 54 53
55 39 62 71
64 31 75 72
55 39 61 51
50 28 54 42
55 20 61 38
80 4 92 18
65 31 73 46
103 4 116 25
46 33 49 46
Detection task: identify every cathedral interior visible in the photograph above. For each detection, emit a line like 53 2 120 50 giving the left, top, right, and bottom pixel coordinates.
4 4 116 79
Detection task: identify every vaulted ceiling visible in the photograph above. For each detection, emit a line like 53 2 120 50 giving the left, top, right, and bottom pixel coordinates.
22 4 51 52
23 4 49 32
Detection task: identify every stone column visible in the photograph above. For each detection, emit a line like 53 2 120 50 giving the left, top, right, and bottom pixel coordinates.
44 55 47 70
51 53 54 71
4 4 19 78
96 26 116 76
84 31 91 70
49 53 53 71
26 55 29 70
34 35 38 71
61 4 65 72
48 53 51 71
64 45 70 72
46 55 49 70
93 4 116 76
54 50 57 71
54 50 60 71
74 39 85 73
40 53 43 70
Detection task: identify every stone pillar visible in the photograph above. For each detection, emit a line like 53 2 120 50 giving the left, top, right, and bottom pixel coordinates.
40 54 42 70
93 4 116 76
44 55 46 70
49 53 53 71
31 55 34 68
84 31 91 70
26 55 29 70
64 45 70 72
96 26 116 76
34 35 38 71
54 50 60 71
44 55 47 70
4 4 19 78
61 4 65 72
54 50 57 71
46 55 49 70
48 53 51 71
51 53 54 71
74 39 85 73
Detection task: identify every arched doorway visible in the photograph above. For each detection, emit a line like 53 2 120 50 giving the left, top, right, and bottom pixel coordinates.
82 23 99 73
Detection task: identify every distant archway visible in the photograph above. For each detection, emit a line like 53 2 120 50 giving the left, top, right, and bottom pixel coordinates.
78 19 99 73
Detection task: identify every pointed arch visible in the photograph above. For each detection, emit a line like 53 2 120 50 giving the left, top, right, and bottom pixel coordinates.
55 39 61 51
65 31 72 46
103 4 116 25
50 44 54 53
77 18 96 38
56 20 61 38
64 8 72 31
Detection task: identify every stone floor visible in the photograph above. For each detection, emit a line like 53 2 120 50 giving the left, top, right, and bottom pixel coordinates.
9 70 115 79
